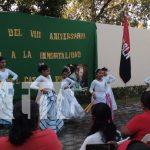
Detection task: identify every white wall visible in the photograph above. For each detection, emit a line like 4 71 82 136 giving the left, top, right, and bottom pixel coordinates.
96 23 150 87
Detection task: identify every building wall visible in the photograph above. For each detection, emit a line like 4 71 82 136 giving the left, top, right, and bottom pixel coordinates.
96 23 150 87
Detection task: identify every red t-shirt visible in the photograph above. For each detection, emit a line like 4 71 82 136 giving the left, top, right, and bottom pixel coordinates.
126 111 150 140
0 129 62 150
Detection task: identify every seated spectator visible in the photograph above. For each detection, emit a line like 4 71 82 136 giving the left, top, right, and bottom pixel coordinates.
117 140 150 150
0 100 62 150
121 90 150 141
80 103 121 150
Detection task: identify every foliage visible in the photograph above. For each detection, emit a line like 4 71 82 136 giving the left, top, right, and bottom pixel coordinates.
0 0 15 11
62 0 150 28
75 85 148 105
112 85 147 99
1 0 149 27
0 0 67 17
16 0 67 17
62 0 92 20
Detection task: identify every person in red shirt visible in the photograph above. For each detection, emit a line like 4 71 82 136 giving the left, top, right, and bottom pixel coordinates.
0 100 62 150
121 90 150 141
117 140 150 150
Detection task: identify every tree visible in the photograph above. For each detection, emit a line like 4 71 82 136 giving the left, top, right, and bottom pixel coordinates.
0 0 15 11
0 0 67 18
62 0 150 28
16 0 67 17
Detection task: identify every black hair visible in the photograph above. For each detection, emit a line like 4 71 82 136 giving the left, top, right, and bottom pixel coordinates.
89 103 118 142
38 63 49 73
9 100 39 145
127 140 150 150
62 66 71 74
101 67 108 71
68 64 75 73
95 68 102 74
0 56 5 62
141 91 150 109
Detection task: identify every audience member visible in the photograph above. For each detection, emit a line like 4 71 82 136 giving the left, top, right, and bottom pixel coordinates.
121 90 150 141
117 140 150 150
80 103 121 150
0 100 62 150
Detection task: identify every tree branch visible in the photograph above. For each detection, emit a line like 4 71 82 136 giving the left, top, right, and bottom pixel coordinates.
96 0 113 20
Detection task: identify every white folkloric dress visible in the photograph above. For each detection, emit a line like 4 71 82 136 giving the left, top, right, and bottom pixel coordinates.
89 79 108 105
30 75 64 133
103 75 117 110
0 68 18 125
57 77 84 119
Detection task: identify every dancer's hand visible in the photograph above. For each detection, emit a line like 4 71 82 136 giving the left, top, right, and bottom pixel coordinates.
64 86 69 90
7 79 13 82
92 92 96 100
40 89 48 94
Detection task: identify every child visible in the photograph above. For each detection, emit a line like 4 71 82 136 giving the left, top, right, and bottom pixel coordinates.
30 63 64 133
89 68 114 117
0 56 18 126
57 66 84 119
89 68 108 105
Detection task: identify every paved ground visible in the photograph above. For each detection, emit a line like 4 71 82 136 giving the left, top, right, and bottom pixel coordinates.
58 102 142 150
0 103 142 150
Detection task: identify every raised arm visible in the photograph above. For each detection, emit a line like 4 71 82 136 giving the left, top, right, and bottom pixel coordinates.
8 69 18 81
107 74 116 83
144 76 150 85
66 77 75 88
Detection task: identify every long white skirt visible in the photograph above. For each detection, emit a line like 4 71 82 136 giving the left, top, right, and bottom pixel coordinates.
56 89 84 119
107 86 117 110
36 90 64 133
0 82 14 125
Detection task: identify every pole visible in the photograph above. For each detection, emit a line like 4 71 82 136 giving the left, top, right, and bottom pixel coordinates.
124 84 126 104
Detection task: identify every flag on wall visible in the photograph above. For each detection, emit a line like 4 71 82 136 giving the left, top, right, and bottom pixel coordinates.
119 16 131 83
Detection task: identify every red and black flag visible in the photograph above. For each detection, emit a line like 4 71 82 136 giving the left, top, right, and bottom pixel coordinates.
119 16 131 83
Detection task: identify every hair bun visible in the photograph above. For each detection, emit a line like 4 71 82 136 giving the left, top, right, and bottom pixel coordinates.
38 63 45 67
62 66 71 74
64 66 70 71
95 68 101 73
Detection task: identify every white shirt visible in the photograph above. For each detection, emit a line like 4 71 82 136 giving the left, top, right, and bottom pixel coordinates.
89 79 108 94
103 74 116 84
80 132 104 150
0 68 18 81
30 75 54 90
61 77 75 89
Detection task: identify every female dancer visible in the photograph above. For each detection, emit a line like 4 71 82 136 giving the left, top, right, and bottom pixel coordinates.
30 63 64 133
0 56 18 126
88 68 114 118
89 68 108 105
57 66 84 119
